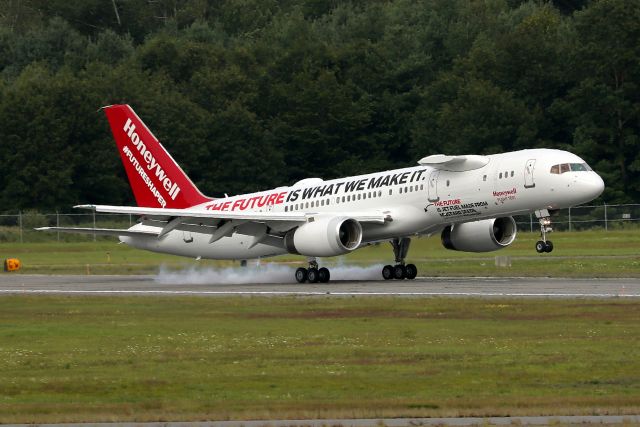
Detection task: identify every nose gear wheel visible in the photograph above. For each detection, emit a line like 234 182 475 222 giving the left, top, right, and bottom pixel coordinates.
534 209 554 253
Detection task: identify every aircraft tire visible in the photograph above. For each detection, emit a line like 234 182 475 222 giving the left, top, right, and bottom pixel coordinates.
393 264 406 280
382 265 394 280
295 267 308 283
535 241 546 253
544 241 554 253
318 267 330 283
307 268 320 283
405 264 418 280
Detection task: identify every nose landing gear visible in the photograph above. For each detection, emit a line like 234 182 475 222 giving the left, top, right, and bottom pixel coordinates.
382 237 418 280
535 209 554 253
295 258 331 283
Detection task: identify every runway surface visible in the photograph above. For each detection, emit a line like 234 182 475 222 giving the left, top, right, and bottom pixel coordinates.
1 274 639 298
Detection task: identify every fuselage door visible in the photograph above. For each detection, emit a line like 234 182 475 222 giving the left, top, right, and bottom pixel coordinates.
524 159 536 189
428 170 440 202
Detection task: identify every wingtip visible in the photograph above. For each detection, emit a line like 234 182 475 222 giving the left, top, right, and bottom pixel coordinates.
74 204 96 210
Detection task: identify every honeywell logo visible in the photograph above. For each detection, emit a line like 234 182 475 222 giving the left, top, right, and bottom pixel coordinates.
123 118 181 207
493 188 517 197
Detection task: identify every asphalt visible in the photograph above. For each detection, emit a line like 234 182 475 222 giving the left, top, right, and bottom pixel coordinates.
1 274 639 298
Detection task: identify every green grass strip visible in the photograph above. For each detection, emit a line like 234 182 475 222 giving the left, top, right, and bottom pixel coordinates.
0 296 639 423
2 229 639 276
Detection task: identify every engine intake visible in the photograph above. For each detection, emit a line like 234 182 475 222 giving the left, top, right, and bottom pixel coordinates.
284 216 362 257
441 217 517 252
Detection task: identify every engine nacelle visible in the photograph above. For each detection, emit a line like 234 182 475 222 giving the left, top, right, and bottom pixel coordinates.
284 216 363 257
441 217 517 252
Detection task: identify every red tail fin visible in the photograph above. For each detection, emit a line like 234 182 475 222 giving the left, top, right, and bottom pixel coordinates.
103 104 211 209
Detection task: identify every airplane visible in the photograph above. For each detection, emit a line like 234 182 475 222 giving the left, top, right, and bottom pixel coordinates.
38 104 605 283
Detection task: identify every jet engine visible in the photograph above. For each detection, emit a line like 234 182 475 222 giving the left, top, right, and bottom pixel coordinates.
441 217 517 252
284 216 363 257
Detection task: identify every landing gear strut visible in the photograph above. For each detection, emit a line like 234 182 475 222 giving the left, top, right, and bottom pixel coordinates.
382 237 418 280
535 209 554 253
295 258 331 284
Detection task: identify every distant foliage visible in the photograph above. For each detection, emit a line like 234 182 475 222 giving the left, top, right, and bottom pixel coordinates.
0 0 638 209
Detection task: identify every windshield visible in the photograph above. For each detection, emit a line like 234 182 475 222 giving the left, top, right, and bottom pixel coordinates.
550 163 592 174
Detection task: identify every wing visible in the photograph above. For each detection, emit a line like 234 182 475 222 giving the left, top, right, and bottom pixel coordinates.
73 204 388 225
37 204 390 246
34 227 159 237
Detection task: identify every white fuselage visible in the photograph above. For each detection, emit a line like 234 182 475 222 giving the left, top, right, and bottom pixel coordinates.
121 148 604 259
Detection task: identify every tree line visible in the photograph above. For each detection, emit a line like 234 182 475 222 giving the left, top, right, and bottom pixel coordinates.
0 0 638 210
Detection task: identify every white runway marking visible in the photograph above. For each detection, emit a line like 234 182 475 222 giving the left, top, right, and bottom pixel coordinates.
1 289 639 298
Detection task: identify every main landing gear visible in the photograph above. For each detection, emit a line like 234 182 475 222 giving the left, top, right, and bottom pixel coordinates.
535 209 554 253
382 237 418 280
295 258 331 283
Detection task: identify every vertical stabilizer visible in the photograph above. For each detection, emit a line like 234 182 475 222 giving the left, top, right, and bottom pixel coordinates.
103 104 210 209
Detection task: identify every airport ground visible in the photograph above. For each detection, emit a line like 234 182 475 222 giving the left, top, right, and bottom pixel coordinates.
0 229 639 424
2 229 640 277
0 293 639 423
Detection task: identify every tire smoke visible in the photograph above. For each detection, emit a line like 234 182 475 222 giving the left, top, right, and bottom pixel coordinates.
154 263 384 285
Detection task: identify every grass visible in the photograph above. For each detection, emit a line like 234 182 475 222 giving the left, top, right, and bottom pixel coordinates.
2 229 640 276
0 296 639 423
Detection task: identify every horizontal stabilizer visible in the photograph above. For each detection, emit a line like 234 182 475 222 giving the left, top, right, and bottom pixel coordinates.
35 227 159 237
418 154 489 171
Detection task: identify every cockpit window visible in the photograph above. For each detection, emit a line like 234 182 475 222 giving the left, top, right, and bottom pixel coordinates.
550 163 593 174
570 163 591 172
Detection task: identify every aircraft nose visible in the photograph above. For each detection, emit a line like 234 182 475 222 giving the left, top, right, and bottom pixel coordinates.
578 172 605 200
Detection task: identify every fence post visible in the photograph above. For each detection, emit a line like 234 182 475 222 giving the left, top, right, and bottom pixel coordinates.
56 210 60 242
604 203 608 231
529 213 533 233
93 210 96 241
568 207 572 232
18 210 23 243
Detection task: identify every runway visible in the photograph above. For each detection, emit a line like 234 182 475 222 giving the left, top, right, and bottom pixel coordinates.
1 274 639 298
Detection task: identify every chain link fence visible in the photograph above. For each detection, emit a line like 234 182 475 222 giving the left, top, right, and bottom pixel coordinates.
0 211 134 243
513 204 640 232
0 204 638 243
